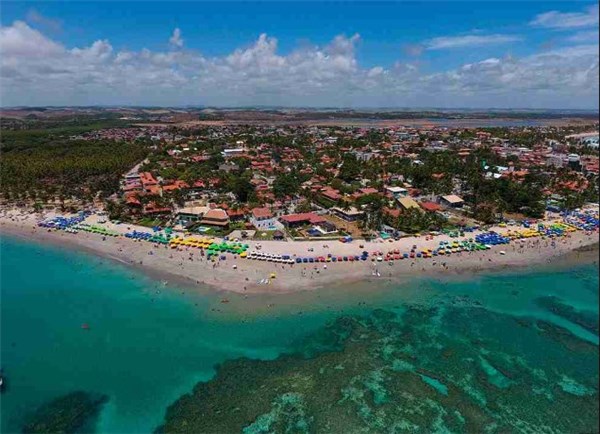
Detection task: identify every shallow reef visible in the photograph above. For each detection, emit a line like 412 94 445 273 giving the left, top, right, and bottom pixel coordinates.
535 295 599 335
157 300 599 433
21 391 108 434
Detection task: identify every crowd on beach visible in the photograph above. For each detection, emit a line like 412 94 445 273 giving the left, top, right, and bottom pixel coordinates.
1 206 599 293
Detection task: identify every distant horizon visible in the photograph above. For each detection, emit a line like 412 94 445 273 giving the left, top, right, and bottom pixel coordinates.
2 105 600 114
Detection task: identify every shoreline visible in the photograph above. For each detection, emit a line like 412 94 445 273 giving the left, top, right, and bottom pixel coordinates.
2 215 598 296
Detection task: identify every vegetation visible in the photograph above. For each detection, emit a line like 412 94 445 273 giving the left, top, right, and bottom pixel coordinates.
388 208 449 234
1 137 147 202
1 118 129 150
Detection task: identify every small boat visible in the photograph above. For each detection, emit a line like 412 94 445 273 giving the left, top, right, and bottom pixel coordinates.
81 323 90 330
220 299 230 304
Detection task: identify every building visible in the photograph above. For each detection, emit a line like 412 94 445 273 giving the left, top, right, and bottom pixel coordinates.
176 206 210 226
200 209 230 228
124 171 140 182
385 186 408 199
251 207 273 221
143 202 171 215
582 136 599 149
320 188 343 202
222 148 246 158
419 201 442 213
218 163 240 173
331 206 365 222
352 150 380 162
251 207 277 229
307 221 338 236
280 213 326 228
397 197 420 211
139 172 159 193
440 195 465 208
568 154 581 171
546 154 567 168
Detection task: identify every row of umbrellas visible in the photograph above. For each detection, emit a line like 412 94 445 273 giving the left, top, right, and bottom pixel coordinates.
74 224 119 237
38 212 90 230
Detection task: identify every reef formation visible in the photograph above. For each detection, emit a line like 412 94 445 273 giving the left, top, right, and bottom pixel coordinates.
157 302 599 433
22 391 108 434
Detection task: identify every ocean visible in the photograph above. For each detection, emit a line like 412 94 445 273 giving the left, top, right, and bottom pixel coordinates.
1 235 598 433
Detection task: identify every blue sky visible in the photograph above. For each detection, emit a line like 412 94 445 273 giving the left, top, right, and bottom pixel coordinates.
1 1 599 108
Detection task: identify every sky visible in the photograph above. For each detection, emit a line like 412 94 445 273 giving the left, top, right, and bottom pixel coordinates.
1 1 599 109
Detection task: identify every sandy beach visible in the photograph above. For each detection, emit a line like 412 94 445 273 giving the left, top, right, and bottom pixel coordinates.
1 208 598 295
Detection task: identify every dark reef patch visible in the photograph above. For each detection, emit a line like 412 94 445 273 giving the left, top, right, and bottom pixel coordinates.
157 303 599 433
21 391 108 434
535 295 599 336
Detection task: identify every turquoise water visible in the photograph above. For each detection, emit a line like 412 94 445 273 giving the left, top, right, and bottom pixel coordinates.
0 236 352 433
1 235 598 433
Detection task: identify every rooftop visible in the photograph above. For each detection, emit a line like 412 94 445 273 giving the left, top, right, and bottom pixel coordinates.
441 194 464 204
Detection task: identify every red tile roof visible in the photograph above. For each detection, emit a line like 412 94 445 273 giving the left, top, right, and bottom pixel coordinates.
280 213 325 224
252 207 273 219
420 201 442 212
139 172 158 186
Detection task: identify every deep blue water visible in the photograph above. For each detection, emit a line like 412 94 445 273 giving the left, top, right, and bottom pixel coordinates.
1 235 598 433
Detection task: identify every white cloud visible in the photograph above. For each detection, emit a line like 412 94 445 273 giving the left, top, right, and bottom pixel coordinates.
169 28 183 48
425 34 522 50
530 4 599 29
0 21 63 56
71 40 113 62
567 29 600 42
0 21 598 109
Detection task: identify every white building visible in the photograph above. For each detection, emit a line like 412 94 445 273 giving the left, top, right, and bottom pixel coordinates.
385 186 409 199
222 148 246 158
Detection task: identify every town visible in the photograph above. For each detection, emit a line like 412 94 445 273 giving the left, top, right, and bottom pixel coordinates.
94 122 599 242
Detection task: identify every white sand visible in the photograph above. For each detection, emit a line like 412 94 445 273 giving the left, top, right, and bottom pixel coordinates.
1 208 598 294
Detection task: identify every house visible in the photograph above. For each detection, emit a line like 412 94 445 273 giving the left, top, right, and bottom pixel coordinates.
222 148 246 158
385 186 408 199
397 197 420 211
200 209 230 227
227 208 247 221
124 171 140 182
321 188 342 202
125 195 142 209
251 207 273 221
352 187 380 200
307 221 338 236
251 207 277 229
176 206 210 226
139 172 159 193
352 150 379 162
316 221 338 234
219 163 239 173
419 201 442 213
358 187 379 196
280 213 326 228
331 206 365 222
440 195 465 208
143 202 171 215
